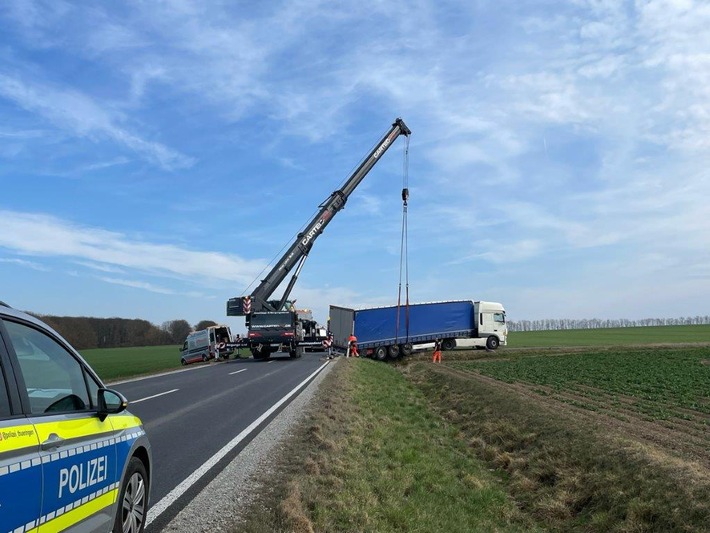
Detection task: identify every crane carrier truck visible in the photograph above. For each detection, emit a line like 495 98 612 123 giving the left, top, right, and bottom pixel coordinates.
226 118 411 359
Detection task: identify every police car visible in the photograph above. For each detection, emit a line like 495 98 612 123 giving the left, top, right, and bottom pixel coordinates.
0 302 152 533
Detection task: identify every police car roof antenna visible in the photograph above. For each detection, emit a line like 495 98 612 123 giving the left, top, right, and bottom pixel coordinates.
395 134 411 346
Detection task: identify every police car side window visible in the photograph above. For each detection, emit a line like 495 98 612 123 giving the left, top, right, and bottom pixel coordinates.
5 321 91 415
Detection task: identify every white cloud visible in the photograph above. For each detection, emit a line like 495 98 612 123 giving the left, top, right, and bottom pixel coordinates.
0 257 50 271
98 277 176 295
0 73 193 169
0 210 265 285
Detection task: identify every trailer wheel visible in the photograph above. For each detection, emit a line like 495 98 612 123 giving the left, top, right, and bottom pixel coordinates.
374 346 387 360
400 343 413 356
442 339 456 351
388 344 400 359
486 336 499 350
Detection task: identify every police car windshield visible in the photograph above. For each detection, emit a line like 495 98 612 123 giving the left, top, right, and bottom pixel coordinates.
251 312 292 328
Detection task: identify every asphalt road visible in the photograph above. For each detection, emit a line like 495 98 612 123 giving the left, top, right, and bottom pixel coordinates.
110 351 330 531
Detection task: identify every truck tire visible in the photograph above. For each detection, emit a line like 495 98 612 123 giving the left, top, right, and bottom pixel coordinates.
252 347 270 360
374 346 387 361
442 339 456 351
486 336 499 350
387 344 401 359
400 343 413 356
289 346 303 358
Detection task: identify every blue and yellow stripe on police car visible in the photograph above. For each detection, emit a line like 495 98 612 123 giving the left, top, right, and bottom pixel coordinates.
1 416 145 533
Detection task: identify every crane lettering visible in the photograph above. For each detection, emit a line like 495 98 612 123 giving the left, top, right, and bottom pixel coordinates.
373 137 391 160
301 211 332 247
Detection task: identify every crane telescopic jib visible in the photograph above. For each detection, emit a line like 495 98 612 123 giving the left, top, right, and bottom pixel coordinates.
226 118 411 360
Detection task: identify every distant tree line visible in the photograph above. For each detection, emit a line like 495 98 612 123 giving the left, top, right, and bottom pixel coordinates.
31 314 219 350
508 316 710 332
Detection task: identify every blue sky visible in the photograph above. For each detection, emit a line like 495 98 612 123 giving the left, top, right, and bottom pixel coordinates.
1 0 709 333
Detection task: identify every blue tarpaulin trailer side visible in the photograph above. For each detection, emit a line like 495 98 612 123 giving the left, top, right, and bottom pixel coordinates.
354 300 475 347
330 300 476 351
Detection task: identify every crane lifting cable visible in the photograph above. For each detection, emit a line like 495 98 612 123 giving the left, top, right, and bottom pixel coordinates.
395 134 411 348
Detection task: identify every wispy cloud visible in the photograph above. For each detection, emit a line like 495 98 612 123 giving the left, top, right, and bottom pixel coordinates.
0 257 50 271
0 210 265 286
97 277 176 295
0 72 193 170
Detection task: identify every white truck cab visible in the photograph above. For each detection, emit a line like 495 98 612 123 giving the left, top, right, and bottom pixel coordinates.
454 301 507 350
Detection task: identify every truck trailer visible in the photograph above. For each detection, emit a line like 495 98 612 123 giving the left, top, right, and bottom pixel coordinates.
329 300 507 360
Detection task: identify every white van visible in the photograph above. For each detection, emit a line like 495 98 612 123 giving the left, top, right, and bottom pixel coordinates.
180 325 234 365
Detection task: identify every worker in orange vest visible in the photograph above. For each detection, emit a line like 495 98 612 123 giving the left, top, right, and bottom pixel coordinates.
432 339 442 363
348 333 359 358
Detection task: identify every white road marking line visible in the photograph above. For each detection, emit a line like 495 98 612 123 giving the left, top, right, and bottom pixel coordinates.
145 361 331 527
131 389 179 404
229 369 247 375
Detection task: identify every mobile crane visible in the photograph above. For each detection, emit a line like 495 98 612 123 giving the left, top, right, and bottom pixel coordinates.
227 118 411 359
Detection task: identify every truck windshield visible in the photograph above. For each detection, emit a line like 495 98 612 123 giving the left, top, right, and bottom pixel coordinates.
251 312 293 328
493 312 506 323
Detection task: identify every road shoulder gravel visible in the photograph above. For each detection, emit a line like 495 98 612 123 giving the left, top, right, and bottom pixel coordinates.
162 357 337 532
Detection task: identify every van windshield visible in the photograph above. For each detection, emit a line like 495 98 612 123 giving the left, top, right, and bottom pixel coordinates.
251 312 293 328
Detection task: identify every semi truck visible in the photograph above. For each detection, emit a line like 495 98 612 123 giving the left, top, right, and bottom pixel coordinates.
226 118 411 359
329 300 507 360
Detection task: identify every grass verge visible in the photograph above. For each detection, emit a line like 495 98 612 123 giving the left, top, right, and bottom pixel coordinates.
237 358 536 532
236 351 710 532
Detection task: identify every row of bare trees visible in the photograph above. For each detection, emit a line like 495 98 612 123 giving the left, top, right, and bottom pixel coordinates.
33 314 218 350
508 316 710 332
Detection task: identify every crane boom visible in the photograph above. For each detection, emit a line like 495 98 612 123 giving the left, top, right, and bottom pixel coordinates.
227 118 411 318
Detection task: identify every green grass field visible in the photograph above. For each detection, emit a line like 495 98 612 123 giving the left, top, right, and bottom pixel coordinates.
233 324 710 532
508 324 710 347
80 345 184 382
78 324 710 383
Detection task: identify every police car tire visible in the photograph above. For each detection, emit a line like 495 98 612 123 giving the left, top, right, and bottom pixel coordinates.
113 456 149 533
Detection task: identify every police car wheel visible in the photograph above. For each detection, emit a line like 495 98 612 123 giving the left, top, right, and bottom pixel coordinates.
114 457 148 533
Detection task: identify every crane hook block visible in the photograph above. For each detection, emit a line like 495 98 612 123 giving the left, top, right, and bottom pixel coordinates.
401 187 409 205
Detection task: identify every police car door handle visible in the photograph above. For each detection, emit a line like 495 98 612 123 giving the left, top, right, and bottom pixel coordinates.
41 433 66 451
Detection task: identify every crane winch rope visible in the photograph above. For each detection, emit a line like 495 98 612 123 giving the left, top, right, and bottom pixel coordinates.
395 134 411 347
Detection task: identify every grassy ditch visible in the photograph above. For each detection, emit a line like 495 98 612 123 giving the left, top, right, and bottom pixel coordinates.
237 349 710 532
403 351 710 532
237 358 537 533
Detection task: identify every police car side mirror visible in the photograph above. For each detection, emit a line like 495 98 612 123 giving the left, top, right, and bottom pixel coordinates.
97 388 128 422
